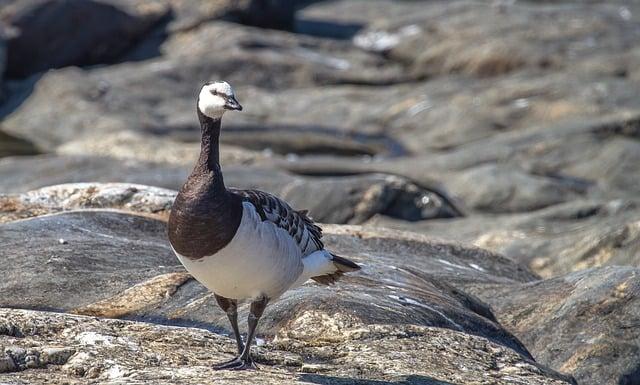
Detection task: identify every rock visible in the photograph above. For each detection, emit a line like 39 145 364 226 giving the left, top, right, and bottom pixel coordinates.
350 1 640 78
445 164 581 213
0 308 574 384
40 347 76 366
228 0 296 31
1 20 405 152
0 129 39 158
0 210 181 312
56 130 265 166
470 266 640 385
8 183 634 383
156 0 296 32
0 38 5 99
0 183 177 223
0 164 459 223
0 209 538 356
152 19 405 88
0 155 189 192
366 198 640 278
1 0 169 78
278 110 640 213
0 354 16 373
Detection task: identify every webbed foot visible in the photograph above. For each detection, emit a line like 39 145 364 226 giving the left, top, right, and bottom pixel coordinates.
213 356 257 370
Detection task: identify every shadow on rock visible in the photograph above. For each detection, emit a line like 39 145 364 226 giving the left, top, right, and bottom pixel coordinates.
299 374 455 385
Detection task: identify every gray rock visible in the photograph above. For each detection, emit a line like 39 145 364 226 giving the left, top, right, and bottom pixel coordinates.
278 111 640 212
445 164 581 213
0 20 405 152
0 129 39 158
0 38 5 99
1 0 169 78
0 163 459 223
366 198 640 278
152 0 296 32
56 130 266 166
0 209 537 358
0 154 189 192
470 266 640 385
0 183 177 223
40 347 76 366
351 1 640 78
0 354 16 373
0 308 574 384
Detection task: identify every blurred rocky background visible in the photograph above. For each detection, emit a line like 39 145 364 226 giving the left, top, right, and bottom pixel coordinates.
1 0 640 384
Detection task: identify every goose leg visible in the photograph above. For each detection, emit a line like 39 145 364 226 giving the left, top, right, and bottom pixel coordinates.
213 296 269 371
213 294 244 369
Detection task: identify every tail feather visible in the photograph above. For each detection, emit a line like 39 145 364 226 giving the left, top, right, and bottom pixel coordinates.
330 253 361 272
310 253 360 285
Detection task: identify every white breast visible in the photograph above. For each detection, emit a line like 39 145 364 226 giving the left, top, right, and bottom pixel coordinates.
173 202 305 300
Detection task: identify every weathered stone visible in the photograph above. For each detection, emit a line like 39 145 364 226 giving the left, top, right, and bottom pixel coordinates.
470 266 640 385
351 1 640 78
0 168 459 224
0 354 16 373
278 110 640 213
56 130 265 166
366 198 640 279
40 347 76 366
1 0 169 78
0 210 535 358
0 155 189 192
0 129 39 158
0 183 176 223
0 308 574 384
0 20 405 152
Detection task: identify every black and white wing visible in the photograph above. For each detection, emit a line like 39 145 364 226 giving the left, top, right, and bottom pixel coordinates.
229 188 324 256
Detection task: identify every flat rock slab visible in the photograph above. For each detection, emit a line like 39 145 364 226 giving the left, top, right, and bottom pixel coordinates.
0 308 574 384
0 210 180 312
470 266 640 385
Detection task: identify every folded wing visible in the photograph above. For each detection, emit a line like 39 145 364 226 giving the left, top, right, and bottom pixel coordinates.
229 188 324 257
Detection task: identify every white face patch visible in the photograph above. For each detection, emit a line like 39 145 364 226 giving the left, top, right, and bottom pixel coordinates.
198 81 236 119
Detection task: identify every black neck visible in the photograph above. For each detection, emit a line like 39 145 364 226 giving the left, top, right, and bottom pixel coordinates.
197 109 221 170
168 108 243 260
192 109 227 194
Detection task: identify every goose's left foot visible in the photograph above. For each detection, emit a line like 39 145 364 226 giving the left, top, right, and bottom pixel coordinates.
213 296 268 371
213 356 257 370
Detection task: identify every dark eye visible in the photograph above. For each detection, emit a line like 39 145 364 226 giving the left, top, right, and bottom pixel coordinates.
210 89 218 96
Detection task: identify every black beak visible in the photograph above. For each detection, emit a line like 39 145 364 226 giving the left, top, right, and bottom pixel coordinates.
224 96 243 111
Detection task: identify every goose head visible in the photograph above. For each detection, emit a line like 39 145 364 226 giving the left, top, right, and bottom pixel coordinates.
197 81 243 119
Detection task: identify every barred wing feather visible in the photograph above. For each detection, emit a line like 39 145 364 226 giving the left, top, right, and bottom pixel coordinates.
229 189 324 257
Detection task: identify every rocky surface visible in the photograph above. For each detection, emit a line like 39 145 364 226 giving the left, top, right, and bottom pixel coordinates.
367 198 640 278
1 0 168 78
0 0 299 79
0 308 573 384
0 208 532 352
0 171 458 224
2 0 640 384
471 266 640 385
2 184 637 385
0 204 578 384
